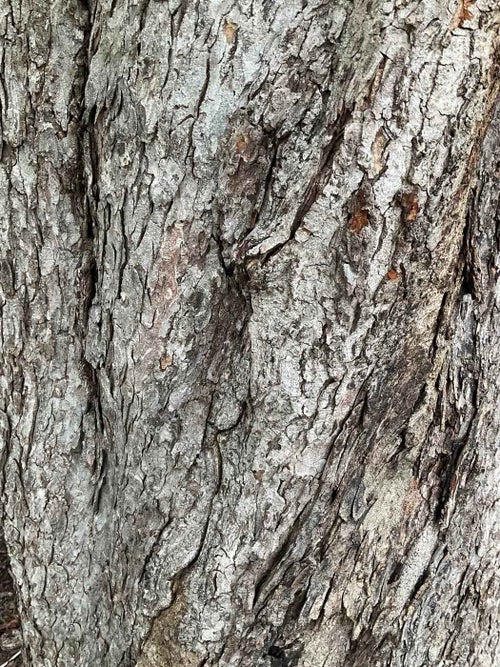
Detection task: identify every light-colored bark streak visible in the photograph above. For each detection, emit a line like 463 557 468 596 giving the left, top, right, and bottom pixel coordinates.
0 0 499 666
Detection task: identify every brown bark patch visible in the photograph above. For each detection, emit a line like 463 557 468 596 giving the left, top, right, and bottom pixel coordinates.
159 355 173 371
349 191 371 234
400 188 419 222
403 479 422 516
223 20 238 44
235 133 250 157
371 127 389 175
137 595 199 667
452 0 476 28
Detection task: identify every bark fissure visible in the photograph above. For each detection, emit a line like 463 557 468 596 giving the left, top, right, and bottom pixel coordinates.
1 1 500 666
260 106 353 265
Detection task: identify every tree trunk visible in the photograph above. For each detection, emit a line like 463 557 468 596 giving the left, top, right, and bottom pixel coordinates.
0 0 499 665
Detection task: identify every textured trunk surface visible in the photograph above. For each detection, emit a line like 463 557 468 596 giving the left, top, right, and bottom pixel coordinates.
0 0 499 665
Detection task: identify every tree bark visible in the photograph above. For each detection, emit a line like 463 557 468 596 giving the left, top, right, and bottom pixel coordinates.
0 0 499 665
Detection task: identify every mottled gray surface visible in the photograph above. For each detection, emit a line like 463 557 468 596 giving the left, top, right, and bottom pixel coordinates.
0 0 499 665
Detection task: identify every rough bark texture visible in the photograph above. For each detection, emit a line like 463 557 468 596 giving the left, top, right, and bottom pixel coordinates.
0 0 499 665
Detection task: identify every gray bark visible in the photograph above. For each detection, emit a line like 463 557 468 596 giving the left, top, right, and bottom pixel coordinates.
0 0 499 666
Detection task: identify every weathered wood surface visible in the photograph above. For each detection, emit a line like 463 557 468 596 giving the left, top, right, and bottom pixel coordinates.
0 0 499 665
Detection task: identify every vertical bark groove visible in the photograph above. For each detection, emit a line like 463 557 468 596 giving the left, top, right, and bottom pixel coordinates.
0 0 499 666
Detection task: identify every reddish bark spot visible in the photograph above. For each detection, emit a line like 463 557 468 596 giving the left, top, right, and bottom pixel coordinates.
403 479 421 516
235 133 250 156
159 355 173 371
400 188 419 222
0 617 20 631
453 0 475 27
387 268 400 280
349 190 370 234
349 210 369 234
